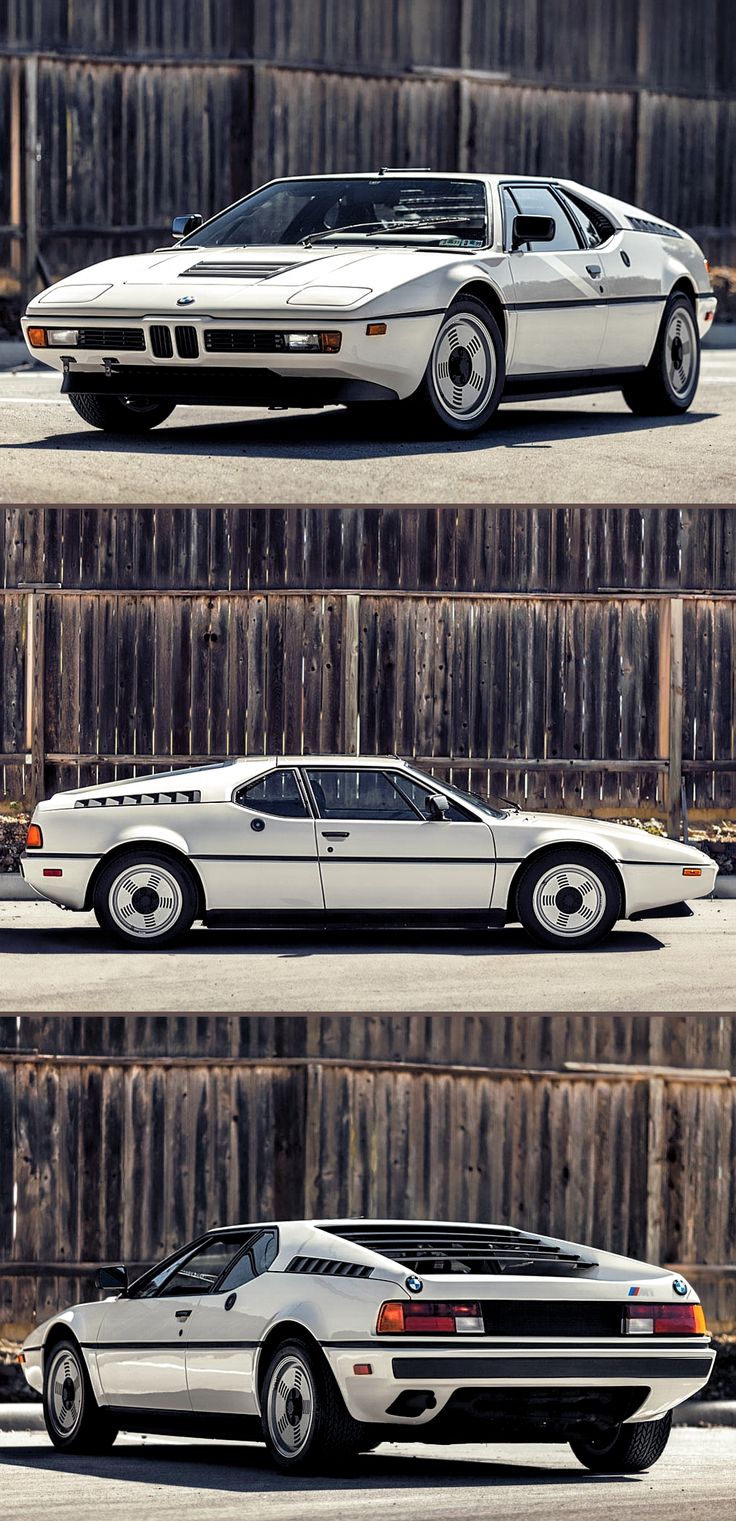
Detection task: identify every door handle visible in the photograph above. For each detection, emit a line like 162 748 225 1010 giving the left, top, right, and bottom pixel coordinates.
586 264 602 278
321 830 350 839
175 1309 192 1321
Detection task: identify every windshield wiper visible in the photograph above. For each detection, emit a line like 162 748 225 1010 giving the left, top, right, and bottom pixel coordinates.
302 215 485 246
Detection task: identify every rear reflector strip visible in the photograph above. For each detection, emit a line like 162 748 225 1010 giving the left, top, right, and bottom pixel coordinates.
42 869 63 878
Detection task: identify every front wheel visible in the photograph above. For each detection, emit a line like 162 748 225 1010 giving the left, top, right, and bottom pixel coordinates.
43 1339 118 1454
68 394 175 433
260 1338 365 1474
403 295 506 436
92 849 199 947
570 1412 672 1473
622 294 700 415
515 848 622 949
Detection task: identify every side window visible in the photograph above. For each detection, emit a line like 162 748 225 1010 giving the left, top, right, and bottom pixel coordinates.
217 1229 279 1293
235 769 308 818
505 184 582 253
558 190 615 249
306 768 420 822
389 773 477 822
151 1235 252 1298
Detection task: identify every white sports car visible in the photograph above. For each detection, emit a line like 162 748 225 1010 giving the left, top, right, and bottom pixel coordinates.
20 1217 714 1474
21 755 716 948
22 170 716 436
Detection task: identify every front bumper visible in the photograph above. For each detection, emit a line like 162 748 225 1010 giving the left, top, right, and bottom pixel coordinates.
324 1339 715 1428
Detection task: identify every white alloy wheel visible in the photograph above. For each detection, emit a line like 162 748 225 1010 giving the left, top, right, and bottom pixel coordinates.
46 1345 84 1441
266 1352 316 1458
431 312 497 422
107 862 184 939
663 304 698 399
531 862 607 938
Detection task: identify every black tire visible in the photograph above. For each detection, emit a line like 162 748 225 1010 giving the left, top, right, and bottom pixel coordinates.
403 295 506 436
92 849 199 947
68 394 175 433
570 1412 672 1474
515 847 622 950
622 293 700 415
43 1338 118 1455
260 1337 366 1474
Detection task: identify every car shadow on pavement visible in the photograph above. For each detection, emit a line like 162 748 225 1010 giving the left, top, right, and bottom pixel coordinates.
0 1440 641 1492
0 926 665 956
13 403 716 460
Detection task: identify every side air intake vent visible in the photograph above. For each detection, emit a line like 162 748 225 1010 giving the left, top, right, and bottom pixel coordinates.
321 1224 597 1275
75 790 201 809
183 261 289 280
286 1256 374 1279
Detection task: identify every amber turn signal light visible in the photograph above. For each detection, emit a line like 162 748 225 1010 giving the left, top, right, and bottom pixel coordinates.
366 323 387 336
26 823 43 848
682 867 702 877
26 327 47 348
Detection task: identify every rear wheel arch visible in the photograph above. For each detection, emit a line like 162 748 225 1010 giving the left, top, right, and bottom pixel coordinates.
256 1321 328 1404
667 275 697 311
507 843 627 922
84 840 205 916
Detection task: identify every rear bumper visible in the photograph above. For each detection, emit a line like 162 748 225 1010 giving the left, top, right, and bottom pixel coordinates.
324 1341 715 1428
20 852 94 910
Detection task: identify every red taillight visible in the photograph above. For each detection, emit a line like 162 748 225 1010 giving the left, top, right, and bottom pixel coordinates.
624 1303 706 1335
377 1300 483 1334
26 823 43 849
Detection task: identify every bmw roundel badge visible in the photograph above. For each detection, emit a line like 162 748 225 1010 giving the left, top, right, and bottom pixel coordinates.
176 294 195 306
672 1277 689 1296
405 1275 423 1293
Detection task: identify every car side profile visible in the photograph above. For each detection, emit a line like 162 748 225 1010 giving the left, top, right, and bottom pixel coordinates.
20 1217 714 1475
21 170 716 437
21 755 717 948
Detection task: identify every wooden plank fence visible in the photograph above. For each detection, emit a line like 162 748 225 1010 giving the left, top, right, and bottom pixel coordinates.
2 1014 735 1336
1 510 735 828
2 1 736 301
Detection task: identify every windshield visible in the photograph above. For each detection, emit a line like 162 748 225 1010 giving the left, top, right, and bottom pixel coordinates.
180 177 489 249
406 768 509 819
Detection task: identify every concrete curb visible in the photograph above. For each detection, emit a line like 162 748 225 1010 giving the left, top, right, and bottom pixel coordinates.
0 878 41 901
1 1400 735 1434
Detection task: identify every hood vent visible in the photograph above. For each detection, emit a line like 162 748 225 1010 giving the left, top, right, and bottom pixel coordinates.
286 1255 374 1279
182 261 290 280
322 1224 597 1276
74 789 201 808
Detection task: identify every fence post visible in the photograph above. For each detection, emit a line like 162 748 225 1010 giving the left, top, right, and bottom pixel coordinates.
658 597 684 839
23 56 39 302
645 1076 665 1267
342 594 360 754
27 592 46 808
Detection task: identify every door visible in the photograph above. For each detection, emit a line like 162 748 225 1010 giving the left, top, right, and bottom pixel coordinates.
502 183 608 374
303 766 496 912
554 186 664 367
185 1230 279 1414
191 766 323 911
95 1234 253 1410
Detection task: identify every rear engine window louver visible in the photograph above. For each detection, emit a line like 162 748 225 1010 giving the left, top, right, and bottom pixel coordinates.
74 790 201 808
286 1255 374 1279
321 1225 597 1276
627 215 682 239
183 262 289 280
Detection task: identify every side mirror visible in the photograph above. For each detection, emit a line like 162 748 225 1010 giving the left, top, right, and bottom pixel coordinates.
511 214 556 250
96 1264 129 1293
171 213 204 239
428 793 450 820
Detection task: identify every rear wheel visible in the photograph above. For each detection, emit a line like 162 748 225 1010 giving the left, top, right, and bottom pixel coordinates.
69 394 175 432
515 848 622 949
403 295 506 436
622 293 700 415
43 1339 118 1454
92 849 199 947
570 1412 672 1473
260 1338 365 1474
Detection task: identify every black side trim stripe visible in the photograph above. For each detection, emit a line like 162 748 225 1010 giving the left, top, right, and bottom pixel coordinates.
392 1355 713 1380
506 295 668 312
85 1340 261 1351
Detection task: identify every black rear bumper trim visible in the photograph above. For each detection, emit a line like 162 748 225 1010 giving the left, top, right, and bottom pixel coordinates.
392 1355 714 1380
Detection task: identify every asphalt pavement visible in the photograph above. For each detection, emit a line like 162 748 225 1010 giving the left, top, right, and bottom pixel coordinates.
0 1428 733 1521
0 898 732 1012
1 347 736 503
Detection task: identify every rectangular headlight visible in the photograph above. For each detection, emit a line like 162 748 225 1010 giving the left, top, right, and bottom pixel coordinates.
46 329 80 347
284 332 342 353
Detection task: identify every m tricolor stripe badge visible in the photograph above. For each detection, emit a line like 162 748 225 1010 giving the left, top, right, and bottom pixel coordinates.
628 1286 641 1296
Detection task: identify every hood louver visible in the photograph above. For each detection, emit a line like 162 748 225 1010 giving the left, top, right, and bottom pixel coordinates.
182 261 290 280
74 789 201 808
321 1224 597 1276
286 1255 374 1279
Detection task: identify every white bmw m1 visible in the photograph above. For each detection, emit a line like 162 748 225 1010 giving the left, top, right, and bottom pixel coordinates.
20 1218 714 1474
21 755 716 948
22 170 716 436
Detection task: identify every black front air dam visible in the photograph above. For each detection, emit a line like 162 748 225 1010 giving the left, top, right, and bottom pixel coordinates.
60 365 398 407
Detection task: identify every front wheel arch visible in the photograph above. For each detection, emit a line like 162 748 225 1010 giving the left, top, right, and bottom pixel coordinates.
452 280 508 351
84 841 206 917
42 1323 87 1373
507 844 627 924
